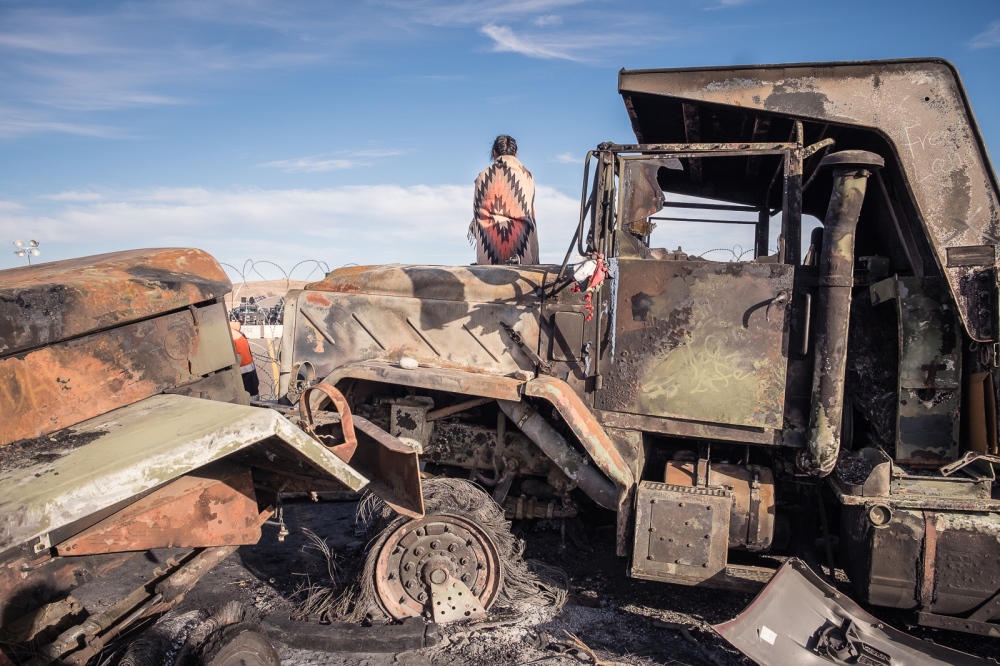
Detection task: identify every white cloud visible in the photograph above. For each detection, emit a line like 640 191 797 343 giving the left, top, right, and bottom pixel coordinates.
42 191 106 202
703 0 754 8
0 3 387 136
969 21 1000 49
0 115 126 139
533 15 563 27
0 183 580 269
552 152 579 164
396 0 583 27
257 149 406 173
349 149 406 158
257 157 359 173
480 23 588 62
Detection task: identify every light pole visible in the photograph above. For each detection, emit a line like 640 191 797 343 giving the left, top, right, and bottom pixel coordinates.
13 240 40 265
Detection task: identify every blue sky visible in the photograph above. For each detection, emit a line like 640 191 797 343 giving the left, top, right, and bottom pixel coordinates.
1 0 999 279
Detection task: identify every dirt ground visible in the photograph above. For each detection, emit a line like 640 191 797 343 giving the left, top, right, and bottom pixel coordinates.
101 498 994 666
164 499 745 666
224 280 307 309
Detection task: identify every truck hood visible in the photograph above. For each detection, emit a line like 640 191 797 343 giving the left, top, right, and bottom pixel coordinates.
0 248 230 358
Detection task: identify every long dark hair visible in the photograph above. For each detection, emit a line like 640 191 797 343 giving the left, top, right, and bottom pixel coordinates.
491 135 517 159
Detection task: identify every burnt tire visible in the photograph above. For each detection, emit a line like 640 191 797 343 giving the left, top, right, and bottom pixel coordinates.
201 629 279 666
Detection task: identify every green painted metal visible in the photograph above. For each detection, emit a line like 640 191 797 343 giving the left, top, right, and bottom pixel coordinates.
872 277 963 464
0 394 368 554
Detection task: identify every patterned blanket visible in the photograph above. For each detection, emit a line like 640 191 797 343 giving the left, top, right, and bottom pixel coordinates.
468 155 538 265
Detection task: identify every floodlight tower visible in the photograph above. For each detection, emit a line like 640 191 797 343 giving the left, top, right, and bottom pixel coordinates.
13 240 41 265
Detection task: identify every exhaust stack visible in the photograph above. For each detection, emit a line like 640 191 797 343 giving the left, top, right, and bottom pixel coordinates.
798 150 884 477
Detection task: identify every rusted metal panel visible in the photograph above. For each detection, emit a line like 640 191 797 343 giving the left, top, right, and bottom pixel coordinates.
619 60 1000 341
304 263 550 304
595 409 778 445
842 505 1000 618
597 259 792 430
352 416 425 519
630 481 731 586
54 464 260 555
929 511 1000 616
0 248 231 358
318 361 525 402
0 302 237 446
187 300 238 377
279 263 568 397
665 461 775 552
550 311 585 361
164 365 248 406
833 488 1000 512
892 459 992 499
288 291 538 384
0 393 368 554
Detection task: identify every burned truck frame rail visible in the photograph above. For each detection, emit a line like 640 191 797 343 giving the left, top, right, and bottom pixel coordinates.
278 57 1000 640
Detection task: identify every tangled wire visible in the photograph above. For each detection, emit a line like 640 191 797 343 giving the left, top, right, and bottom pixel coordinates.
302 478 568 625
219 259 331 305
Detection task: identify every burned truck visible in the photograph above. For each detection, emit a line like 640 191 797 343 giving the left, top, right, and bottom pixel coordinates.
0 249 423 664
279 59 1000 637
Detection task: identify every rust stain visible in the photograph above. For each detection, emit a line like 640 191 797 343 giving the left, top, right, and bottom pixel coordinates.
305 292 333 306
0 248 230 358
0 308 210 446
53 464 260 555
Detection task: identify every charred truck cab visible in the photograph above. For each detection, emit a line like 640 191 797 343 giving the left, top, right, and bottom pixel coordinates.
280 59 1000 636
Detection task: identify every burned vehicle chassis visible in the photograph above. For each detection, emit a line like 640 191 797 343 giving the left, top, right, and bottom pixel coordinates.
0 250 425 664
281 59 1000 639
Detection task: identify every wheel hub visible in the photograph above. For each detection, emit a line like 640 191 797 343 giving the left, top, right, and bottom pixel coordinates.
374 513 502 620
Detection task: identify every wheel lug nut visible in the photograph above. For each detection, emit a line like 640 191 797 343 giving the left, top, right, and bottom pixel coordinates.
404 562 414 571
460 557 470 566
462 574 471 583
448 544 458 553
430 540 440 550
406 580 415 589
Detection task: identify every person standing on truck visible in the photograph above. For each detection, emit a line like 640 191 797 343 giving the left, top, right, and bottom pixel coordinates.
469 135 539 265
230 320 260 398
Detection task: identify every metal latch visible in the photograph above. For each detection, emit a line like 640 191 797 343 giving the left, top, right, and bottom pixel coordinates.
499 322 552 374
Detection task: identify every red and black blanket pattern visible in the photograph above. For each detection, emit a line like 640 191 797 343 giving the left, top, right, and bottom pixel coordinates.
469 155 539 265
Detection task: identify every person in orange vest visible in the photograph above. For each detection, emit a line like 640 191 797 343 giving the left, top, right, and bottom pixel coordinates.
230 320 260 398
